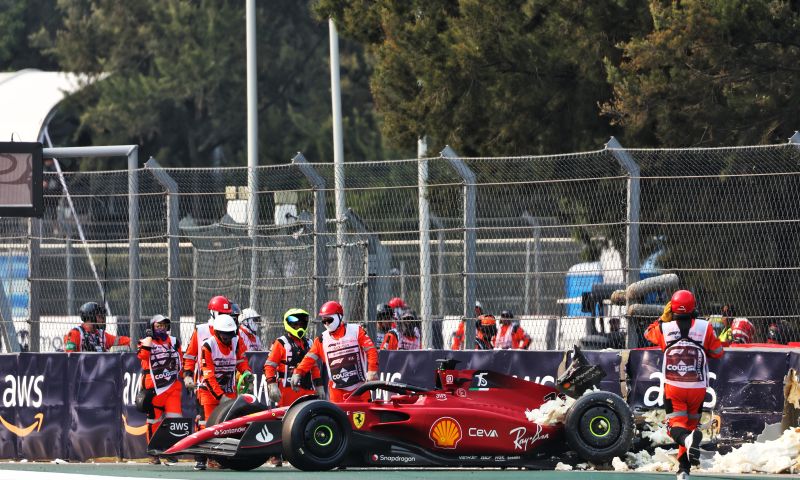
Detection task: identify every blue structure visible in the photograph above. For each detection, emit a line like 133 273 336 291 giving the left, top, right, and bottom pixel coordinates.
564 250 665 316
564 262 603 316
0 255 28 317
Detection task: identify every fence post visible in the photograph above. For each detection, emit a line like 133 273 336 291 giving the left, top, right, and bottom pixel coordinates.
126 148 140 342
441 146 476 349
606 137 640 348
145 158 180 328
431 215 446 318
522 213 542 316
291 153 328 313
418 137 433 348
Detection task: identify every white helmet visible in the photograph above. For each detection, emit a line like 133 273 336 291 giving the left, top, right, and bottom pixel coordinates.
240 308 261 334
214 314 237 334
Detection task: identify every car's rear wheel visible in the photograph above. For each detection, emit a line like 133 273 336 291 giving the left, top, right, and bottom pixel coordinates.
206 395 270 471
564 391 633 464
282 399 351 471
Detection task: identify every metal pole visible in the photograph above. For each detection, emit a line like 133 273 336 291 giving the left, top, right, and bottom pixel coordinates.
329 19 347 313
432 215 446 317
128 147 140 344
26 220 39 352
522 213 542 316
42 144 137 329
145 158 180 326
246 0 259 309
441 146 476 349
363 243 370 325
66 237 74 315
291 153 328 313
606 137 640 348
400 261 406 302
524 239 531 316
418 137 432 348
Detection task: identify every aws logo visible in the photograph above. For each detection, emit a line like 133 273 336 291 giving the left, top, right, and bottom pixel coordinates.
0 375 45 437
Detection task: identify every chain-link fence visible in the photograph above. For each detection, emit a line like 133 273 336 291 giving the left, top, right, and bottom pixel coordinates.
2 139 800 352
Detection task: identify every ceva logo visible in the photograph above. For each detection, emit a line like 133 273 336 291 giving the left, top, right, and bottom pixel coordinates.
0 375 45 437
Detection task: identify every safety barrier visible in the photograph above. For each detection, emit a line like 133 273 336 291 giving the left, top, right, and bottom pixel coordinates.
0 347 797 461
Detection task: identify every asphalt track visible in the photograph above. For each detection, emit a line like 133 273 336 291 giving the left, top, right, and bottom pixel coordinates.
0 463 791 480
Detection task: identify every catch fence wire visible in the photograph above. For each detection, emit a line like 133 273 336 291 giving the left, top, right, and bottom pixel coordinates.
3 140 800 352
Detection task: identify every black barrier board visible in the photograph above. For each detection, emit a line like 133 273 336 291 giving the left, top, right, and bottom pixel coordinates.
18 353 68 460
0 348 795 461
0 354 19 459
120 353 148 458
67 353 122 460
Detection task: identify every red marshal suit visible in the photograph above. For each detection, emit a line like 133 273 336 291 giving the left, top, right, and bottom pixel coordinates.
644 291 723 476
293 322 379 403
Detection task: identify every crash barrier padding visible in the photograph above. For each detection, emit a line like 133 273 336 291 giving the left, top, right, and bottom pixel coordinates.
0 348 796 461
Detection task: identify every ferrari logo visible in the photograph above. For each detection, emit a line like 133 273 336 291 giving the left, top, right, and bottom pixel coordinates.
353 411 365 429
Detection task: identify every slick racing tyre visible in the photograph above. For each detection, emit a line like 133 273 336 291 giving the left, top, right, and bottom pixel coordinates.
564 391 633 464
207 394 270 471
282 399 351 471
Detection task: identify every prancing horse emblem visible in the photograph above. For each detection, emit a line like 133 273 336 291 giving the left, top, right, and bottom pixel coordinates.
353 411 365 429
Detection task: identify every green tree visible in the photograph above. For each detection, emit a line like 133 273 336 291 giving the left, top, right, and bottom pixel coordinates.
0 0 60 71
602 0 800 147
44 0 388 167
315 0 651 156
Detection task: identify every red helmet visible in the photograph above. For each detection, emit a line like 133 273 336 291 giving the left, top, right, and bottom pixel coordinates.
730 318 754 344
319 301 344 317
670 290 696 314
388 297 405 309
208 295 233 315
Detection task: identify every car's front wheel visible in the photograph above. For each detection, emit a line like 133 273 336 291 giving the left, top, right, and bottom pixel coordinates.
282 399 351 471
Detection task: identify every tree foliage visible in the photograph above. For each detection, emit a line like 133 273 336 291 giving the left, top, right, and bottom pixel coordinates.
314 0 651 155
40 0 388 167
602 0 800 147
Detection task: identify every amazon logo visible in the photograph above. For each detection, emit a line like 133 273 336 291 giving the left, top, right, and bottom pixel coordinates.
0 412 43 437
1 375 45 437
121 414 147 436
2 375 43 408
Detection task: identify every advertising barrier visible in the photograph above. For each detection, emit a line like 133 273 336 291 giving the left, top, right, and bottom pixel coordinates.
0 348 795 460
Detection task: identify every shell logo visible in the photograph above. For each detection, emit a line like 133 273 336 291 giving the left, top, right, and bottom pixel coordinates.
429 417 462 449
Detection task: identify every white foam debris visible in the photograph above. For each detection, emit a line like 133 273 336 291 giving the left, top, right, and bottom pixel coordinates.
624 427 800 474
524 387 601 425
611 456 629 471
554 462 573 470
19 459 27 463
525 396 575 425
51 458 68 464
707 427 800 474
628 447 678 472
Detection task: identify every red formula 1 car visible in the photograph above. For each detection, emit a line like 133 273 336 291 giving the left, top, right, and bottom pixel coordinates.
157 351 633 471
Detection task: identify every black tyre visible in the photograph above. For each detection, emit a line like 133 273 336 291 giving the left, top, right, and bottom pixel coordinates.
206 395 270 471
206 394 266 428
281 399 351 471
216 455 269 471
564 391 633 464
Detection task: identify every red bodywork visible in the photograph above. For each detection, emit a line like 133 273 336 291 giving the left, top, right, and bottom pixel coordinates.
166 367 565 461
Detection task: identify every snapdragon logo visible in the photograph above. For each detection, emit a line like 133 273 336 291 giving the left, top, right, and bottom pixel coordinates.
371 453 415 463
